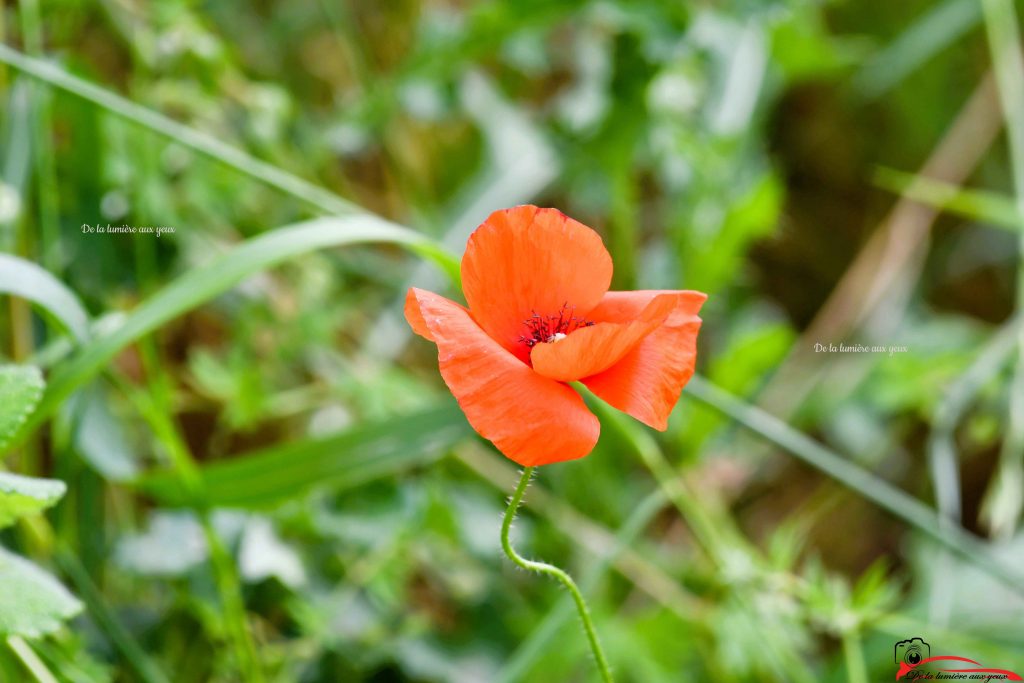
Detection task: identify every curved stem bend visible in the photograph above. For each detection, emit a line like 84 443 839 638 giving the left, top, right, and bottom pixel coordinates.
501 467 614 683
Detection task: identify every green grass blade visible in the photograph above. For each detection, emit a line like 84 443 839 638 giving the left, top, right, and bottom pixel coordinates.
590 394 817 683
137 403 469 508
17 0 60 272
683 374 1024 596
9 216 457 450
6 635 59 683
852 0 981 100
926 319 1018 625
0 254 90 341
929 318 1018 523
0 43 358 217
54 549 169 683
873 166 1024 231
979 0 1024 541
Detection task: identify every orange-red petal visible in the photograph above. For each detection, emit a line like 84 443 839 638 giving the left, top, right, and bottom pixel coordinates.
461 206 613 364
588 290 707 326
582 290 706 430
405 288 440 341
404 287 600 466
529 293 678 382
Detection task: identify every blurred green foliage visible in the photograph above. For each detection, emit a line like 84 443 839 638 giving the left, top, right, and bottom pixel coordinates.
2 0 1024 681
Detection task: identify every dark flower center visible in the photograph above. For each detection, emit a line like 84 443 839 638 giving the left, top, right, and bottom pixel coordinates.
519 303 594 348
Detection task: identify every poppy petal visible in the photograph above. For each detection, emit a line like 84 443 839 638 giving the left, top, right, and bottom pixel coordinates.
588 290 707 326
529 293 678 382
405 287 600 466
405 288 444 341
461 206 613 364
582 290 706 430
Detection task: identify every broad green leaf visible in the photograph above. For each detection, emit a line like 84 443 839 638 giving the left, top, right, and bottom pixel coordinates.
0 254 90 341
0 546 82 637
0 472 67 529
138 403 469 508
11 216 457 451
0 365 45 455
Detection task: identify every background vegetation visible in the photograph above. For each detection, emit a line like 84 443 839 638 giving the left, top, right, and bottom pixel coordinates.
1 0 1024 681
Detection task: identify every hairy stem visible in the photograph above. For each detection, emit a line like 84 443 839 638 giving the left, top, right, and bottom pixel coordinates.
501 467 613 683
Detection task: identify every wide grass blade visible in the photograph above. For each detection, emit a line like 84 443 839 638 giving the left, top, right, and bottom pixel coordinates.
8 216 457 451
0 254 90 341
138 403 470 508
852 0 982 100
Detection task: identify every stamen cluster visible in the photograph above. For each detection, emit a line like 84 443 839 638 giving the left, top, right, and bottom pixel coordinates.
519 303 594 348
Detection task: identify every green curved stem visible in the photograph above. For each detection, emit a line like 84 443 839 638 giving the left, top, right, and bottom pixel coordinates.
501 467 613 683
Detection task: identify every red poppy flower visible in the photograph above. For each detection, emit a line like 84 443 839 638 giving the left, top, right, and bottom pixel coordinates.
405 205 706 467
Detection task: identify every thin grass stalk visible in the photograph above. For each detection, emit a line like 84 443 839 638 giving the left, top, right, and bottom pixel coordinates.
683 374 1024 597
18 0 60 271
55 549 170 683
0 44 357 217
6 636 58 683
979 0 1024 540
0 2 5 92
110 373 263 682
927 318 1017 624
841 630 868 683
594 399 818 683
